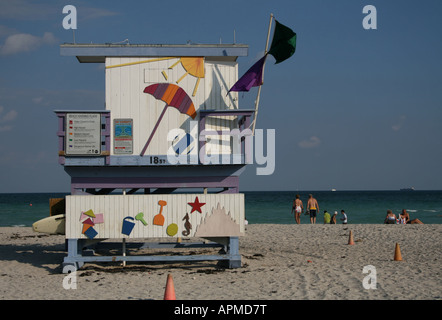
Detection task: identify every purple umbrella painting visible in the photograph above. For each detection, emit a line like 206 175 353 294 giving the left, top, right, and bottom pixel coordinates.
140 83 197 156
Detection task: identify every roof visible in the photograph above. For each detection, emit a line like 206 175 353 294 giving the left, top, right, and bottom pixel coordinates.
60 43 249 63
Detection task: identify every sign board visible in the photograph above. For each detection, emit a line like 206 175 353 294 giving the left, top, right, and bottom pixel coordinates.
114 119 133 154
65 193 245 239
65 113 101 155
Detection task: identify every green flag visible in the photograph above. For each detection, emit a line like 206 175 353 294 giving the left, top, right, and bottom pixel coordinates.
268 20 296 64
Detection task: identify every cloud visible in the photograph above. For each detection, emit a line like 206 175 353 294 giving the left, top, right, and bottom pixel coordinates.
32 97 43 104
298 136 321 149
0 106 18 132
392 115 406 131
79 6 119 21
0 32 57 55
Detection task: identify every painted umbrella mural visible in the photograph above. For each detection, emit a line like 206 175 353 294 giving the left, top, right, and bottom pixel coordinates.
140 83 197 156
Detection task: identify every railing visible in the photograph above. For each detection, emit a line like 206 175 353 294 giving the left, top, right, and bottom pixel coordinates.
199 109 255 165
55 109 254 166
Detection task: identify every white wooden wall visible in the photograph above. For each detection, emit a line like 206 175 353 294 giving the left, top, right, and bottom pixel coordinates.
105 57 240 156
65 193 245 239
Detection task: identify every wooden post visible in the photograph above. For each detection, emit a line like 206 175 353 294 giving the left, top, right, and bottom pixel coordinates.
252 13 274 134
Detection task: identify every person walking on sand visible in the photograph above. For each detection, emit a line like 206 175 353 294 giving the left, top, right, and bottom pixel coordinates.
331 211 338 224
291 194 303 224
307 194 319 224
340 210 348 224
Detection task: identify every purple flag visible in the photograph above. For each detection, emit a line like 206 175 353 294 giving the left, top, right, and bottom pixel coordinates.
228 55 267 93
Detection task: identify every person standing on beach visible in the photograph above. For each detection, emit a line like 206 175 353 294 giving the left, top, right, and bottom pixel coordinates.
291 194 303 224
323 210 331 224
331 211 338 224
307 194 319 224
340 210 348 224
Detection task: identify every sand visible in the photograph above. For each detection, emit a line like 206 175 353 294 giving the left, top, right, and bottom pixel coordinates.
0 224 440 300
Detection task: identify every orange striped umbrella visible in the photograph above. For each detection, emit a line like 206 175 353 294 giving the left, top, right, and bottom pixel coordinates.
141 83 196 156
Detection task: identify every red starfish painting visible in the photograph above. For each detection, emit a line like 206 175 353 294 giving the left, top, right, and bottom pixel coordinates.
188 196 206 213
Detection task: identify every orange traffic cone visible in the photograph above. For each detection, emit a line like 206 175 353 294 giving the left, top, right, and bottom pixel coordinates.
348 230 355 245
394 243 403 261
164 274 176 300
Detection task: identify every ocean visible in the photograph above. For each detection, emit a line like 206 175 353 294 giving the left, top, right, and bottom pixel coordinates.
0 191 441 227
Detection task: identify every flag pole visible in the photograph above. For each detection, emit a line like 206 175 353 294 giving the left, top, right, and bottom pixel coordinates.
252 13 274 134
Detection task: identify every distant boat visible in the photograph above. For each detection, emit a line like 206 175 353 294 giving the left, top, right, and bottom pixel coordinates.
331 188 337 192
400 187 415 191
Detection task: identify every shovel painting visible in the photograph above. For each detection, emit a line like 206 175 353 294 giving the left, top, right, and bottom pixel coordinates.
153 200 167 226
140 83 197 156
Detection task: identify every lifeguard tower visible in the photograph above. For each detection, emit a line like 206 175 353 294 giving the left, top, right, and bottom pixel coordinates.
56 43 254 270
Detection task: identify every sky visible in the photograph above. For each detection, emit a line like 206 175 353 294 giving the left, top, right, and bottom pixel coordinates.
0 0 441 192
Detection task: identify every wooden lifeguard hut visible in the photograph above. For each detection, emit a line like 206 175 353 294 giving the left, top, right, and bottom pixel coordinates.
56 43 254 270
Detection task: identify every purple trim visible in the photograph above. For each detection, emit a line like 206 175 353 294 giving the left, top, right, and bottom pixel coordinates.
71 176 239 190
56 113 65 153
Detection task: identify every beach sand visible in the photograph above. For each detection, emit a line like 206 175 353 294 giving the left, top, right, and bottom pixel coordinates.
0 224 440 300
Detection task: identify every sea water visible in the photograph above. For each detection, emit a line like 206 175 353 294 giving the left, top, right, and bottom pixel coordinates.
0 191 441 227
245 190 442 224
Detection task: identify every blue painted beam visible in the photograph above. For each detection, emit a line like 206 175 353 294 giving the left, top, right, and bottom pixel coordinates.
63 254 235 264
60 44 249 63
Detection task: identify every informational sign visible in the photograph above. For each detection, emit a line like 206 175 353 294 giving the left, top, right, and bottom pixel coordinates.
65 113 101 155
114 119 133 154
